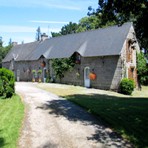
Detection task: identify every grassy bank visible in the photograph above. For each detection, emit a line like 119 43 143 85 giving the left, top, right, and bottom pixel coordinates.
38 83 148 148
0 95 24 148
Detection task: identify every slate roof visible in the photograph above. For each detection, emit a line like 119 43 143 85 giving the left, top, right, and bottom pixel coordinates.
3 22 132 62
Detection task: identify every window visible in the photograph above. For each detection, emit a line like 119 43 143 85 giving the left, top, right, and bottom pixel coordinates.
75 52 81 64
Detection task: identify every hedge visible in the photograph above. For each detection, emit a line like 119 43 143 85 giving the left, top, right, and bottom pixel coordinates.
0 68 15 98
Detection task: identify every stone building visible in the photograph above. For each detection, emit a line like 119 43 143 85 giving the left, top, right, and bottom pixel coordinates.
2 22 140 90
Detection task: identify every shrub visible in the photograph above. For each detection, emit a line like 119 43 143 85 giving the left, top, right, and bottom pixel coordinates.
0 68 15 98
6 85 14 98
137 52 148 85
120 78 135 95
0 79 4 96
140 75 148 86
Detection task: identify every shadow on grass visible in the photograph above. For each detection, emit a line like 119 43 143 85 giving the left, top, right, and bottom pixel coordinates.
0 130 5 148
67 94 148 148
36 94 135 147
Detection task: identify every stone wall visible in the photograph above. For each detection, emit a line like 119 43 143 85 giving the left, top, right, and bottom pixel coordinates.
2 58 49 82
55 55 122 90
120 25 140 86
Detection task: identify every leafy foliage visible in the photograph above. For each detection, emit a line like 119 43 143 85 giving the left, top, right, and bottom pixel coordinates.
76 16 100 33
52 56 75 80
51 22 78 37
137 52 147 75
51 16 114 38
95 0 148 50
137 52 148 85
0 44 12 68
0 68 15 98
120 78 135 95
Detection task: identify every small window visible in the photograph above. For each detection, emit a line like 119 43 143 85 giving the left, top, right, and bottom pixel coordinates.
75 52 81 64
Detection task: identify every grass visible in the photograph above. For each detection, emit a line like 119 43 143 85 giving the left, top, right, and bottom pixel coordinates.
66 94 148 148
0 94 24 148
37 83 148 148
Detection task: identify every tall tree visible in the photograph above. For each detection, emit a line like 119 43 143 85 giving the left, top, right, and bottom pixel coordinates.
0 36 3 47
51 22 78 37
76 16 99 33
0 41 12 68
95 0 148 50
137 52 148 85
60 22 78 35
36 26 41 41
9 38 12 45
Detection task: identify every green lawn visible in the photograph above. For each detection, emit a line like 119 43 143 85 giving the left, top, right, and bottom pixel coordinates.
66 94 148 148
0 95 24 148
37 83 148 148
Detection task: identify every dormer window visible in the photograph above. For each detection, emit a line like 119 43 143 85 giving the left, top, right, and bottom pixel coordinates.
75 52 81 64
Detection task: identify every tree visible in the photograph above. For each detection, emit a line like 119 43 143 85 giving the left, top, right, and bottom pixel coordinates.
52 56 75 81
0 36 3 47
51 22 78 37
0 37 12 68
137 52 148 85
95 0 148 50
36 26 41 41
60 22 78 35
51 32 61 38
76 16 99 33
9 38 12 45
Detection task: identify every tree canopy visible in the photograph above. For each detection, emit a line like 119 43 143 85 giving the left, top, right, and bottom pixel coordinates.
137 52 148 85
36 26 41 41
51 22 78 37
95 0 148 51
0 38 12 68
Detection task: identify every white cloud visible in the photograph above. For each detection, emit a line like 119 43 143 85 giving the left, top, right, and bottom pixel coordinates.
0 25 60 33
0 25 36 33
0 25 61 45
0 0 81 10
30 20 69 24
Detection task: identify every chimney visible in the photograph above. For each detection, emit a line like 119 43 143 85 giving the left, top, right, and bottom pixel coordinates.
41 33 48 41
12 42 18 46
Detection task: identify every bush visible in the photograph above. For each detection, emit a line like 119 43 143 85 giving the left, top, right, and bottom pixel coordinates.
140 75 148 86
0 68 15 98
137 52 148 85
6 85 14 98
120 78 135 95
0 79 4 96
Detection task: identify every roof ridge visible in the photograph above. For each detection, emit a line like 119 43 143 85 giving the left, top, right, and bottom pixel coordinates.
46 22 132 41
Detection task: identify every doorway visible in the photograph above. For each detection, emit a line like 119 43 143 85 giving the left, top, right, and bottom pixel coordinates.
84 67 90 88
43 68 47 83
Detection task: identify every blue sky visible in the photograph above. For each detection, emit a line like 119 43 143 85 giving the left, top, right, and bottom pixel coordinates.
0 0 98 46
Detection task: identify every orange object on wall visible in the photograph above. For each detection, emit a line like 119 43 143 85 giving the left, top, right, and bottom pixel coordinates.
89 73 97 80
41 61 46 67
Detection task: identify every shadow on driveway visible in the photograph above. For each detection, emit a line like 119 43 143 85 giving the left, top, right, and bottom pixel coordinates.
36 98 131 148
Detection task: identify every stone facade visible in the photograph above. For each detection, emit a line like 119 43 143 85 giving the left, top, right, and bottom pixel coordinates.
2 58 49 82
120 25 140 85
51 55 122 90
2 23 140 90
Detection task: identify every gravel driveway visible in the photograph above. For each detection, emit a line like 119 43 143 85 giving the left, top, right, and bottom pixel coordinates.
16 82 131 148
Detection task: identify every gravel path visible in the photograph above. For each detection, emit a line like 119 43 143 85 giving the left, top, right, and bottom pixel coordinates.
16 82 132 148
